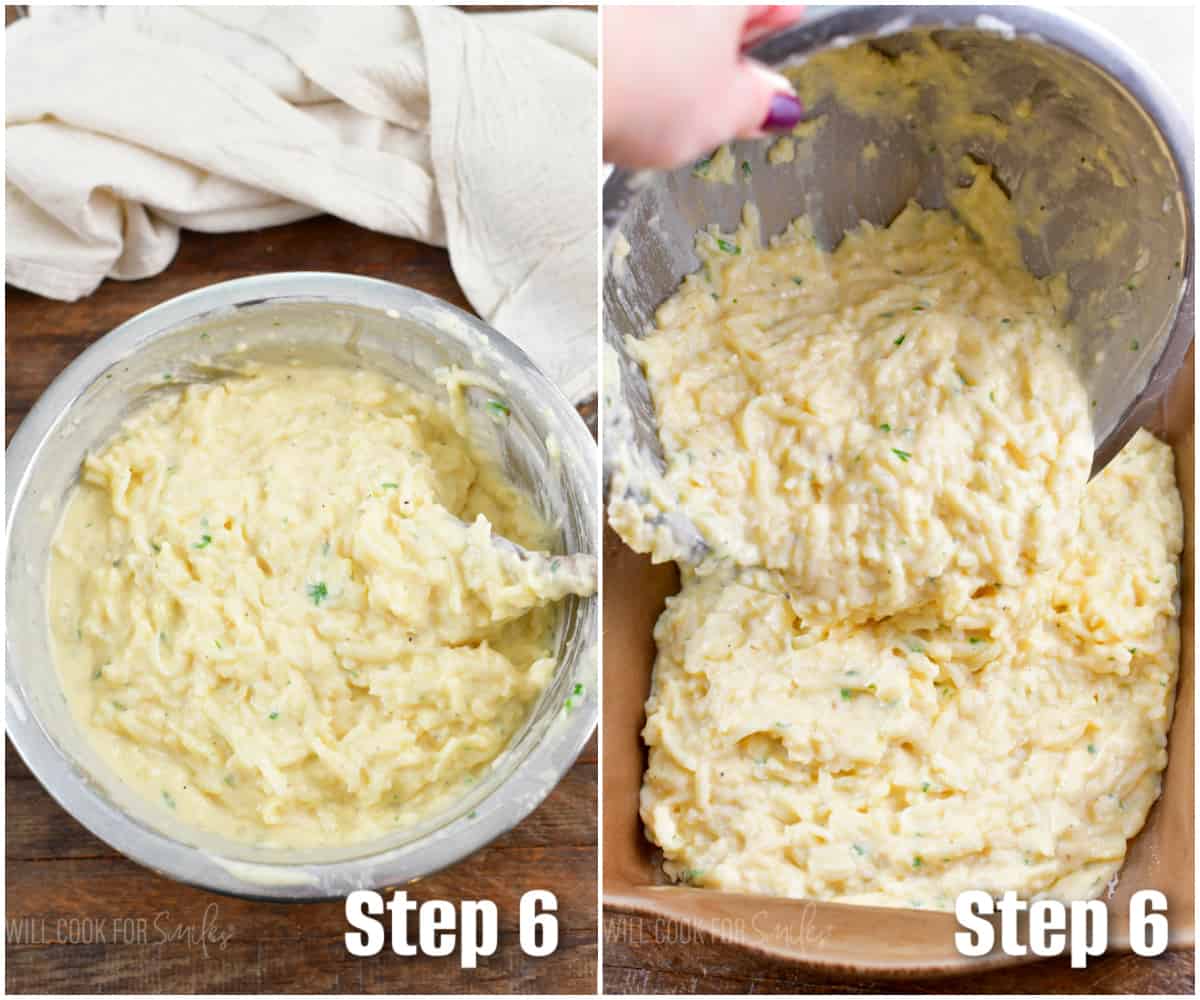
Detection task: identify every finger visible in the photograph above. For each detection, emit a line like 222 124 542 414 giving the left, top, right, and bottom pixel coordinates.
725 59 804 141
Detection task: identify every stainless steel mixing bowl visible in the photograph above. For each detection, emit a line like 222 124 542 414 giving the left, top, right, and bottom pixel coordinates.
604 5 1193 558
6 272 598 900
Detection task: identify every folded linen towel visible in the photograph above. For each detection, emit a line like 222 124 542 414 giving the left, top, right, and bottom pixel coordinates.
6 5 598 401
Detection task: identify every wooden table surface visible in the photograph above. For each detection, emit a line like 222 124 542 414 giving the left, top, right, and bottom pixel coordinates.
5 216 598 994
603 911 1193 994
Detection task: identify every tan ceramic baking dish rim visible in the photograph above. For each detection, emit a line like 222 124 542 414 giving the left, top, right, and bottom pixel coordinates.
601 351 1194 977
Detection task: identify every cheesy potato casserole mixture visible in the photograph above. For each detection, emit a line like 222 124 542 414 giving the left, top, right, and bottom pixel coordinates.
625 179 1183 908
51 365 594 848
618 167 1093 628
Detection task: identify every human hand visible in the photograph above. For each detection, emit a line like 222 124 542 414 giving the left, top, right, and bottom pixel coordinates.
603 6 806 169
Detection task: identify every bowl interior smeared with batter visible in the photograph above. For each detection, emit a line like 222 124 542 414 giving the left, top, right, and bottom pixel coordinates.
8 283 598 891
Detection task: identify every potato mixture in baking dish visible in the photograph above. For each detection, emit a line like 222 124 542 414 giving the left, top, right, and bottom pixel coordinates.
50 364 594 848
640 432 1181 908
620 171 1183 909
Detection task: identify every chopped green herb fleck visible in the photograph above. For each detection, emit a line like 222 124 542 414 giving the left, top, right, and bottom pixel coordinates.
573 682 585 697
891 448 912 462
1001 317 1012 324
912 304 927 312
381 482 399 490
792 276 804 286
1126 279 1137 291
715 238 741 255
194 534 212 549
550 559 561 574
741 160 752 177
468 810 478 820
113 700 127 711
162 791 176 809
1128 647 1137 655
485 399 510 418
214 639 223 650
681 869 705 884
840 688 853 701
223 774 235 786
1087 743 1097 754
1130 339 1140 351
693 154 713 175
91 668 103 681
912 856 924 868
968 637 984 645
150 541 162 553
269 711 280 721
921 782 931 792
894 334 906 346
851 844 866 856
162 373 173 381
879 423 891 432
307 581 329 606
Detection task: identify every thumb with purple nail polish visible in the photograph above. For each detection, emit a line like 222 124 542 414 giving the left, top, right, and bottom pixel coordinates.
763 92 805 133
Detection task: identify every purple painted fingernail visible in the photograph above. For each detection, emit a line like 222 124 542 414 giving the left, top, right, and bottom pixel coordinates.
762 92 804 132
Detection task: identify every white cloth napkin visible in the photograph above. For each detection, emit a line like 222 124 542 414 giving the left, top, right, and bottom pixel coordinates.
6 6 598 401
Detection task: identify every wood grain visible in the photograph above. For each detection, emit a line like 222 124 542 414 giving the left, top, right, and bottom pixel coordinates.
602 910 1193 995
5 216 598 994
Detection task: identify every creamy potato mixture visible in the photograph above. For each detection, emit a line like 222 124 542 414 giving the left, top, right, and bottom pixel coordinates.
624 179 1183 907
51 365 593 848
620 168 1092 628
641 432 1181 907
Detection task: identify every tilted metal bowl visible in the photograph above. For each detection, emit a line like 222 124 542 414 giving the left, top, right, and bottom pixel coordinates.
604 5 1193 559
6 272 598 899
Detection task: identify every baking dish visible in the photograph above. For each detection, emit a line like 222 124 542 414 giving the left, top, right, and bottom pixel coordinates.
601 5 1194 974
